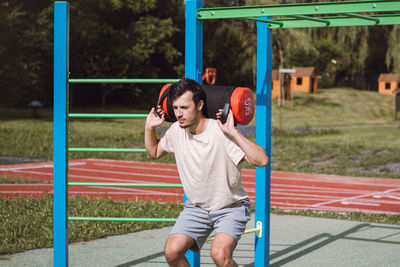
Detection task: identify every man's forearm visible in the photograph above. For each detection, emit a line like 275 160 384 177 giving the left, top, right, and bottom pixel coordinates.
229 129 268 167
144 126 159 159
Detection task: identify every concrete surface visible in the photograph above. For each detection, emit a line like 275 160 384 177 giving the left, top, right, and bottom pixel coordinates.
2 213 400 266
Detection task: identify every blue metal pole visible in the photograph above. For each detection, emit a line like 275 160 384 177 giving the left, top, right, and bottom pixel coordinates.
185 0 203 83
53 2 69 267
255 16 272 267
185 0 203 266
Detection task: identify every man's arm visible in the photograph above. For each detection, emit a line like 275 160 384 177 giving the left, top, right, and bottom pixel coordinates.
217 110 269 167
144 106 168 160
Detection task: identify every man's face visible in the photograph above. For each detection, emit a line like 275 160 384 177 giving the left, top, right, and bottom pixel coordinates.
172 91 203 128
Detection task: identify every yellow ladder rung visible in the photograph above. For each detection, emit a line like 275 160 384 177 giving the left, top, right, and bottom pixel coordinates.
206 221 262 242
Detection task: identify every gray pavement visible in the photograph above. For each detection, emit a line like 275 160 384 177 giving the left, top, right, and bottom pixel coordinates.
2 214 400 266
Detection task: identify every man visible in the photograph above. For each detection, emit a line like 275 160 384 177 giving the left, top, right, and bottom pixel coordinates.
145 78 268 267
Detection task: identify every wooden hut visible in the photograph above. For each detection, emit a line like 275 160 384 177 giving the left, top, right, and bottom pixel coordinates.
291 67 318 93
271 67 318 99
378 73 400 95
271 69 280 99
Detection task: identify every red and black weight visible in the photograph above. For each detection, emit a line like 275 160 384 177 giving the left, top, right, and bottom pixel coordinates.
156 84 255 125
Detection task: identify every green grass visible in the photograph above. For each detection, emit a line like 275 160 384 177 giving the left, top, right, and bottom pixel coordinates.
272 88 396 128
0 195 181 255
1 88 400 255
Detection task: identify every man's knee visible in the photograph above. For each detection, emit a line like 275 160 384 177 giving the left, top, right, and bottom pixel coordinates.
164 234 194 264
164 239 182 262
210 233 237 267
211 246 234 266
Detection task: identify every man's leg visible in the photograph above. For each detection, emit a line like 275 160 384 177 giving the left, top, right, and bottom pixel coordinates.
164 233 196 267
210 233 238 267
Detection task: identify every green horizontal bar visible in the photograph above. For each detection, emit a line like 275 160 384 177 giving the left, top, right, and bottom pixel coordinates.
197 0 400 20
68 113 148 118
346 12 380 23
68 182 183 188
68 148 146 153
242 17 283 26
267 13 400 29
68 216 177 222
69 78 180 84
291 15 330 25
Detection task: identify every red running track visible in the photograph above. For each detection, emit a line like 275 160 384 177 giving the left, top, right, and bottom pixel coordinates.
1 158 400 214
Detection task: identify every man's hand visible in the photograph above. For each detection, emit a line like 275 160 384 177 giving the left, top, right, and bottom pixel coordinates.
144 105 167 160
146 105 165 129
216 109 237 137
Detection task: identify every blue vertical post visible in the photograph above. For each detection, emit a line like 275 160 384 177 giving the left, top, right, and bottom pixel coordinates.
255 17 272 267
54 2 69 267
185 0 202 266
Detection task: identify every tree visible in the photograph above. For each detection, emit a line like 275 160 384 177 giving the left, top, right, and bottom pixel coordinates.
385 25 400 73
0 1 53 107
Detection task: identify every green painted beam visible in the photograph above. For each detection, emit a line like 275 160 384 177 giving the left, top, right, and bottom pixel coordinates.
68 216 177 222
197 0 400 20
291 15 330 26
69 78 180 84
68 148 146 153
68 182 183 188
267 13 400 29
345 12 380 23
242 17 284 26
68 113 148 118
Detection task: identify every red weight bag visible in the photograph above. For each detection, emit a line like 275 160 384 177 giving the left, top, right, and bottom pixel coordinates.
156 84 255 125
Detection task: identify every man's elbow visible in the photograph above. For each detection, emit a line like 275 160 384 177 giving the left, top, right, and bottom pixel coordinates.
259 156 269 167
254 155 269 167
146 151 157 160
147 150 165 160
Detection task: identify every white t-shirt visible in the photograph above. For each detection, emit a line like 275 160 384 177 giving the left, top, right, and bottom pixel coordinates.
160 118 248 211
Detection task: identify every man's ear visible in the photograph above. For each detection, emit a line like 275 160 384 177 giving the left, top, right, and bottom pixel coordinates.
197 100 204 112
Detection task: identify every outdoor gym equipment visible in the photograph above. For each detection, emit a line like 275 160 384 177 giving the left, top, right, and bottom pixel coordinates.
54 1 400 266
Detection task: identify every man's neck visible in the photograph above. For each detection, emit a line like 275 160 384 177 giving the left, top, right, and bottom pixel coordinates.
189 116 209 135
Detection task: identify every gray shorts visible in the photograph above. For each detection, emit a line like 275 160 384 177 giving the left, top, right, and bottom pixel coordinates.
170 199 251 252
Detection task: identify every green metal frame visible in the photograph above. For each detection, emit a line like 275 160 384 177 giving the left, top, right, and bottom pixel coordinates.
68 217 177 222
197 0 400 29
69 78 180 83
68 113 147 118
68 182 183 187
68 148 146 153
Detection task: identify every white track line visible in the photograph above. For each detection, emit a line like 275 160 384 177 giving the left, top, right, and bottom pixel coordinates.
71 167 180 180
91 162 178 172
86 187 182 196
311 187 400 207
272 184 373 195
271 175 400 188
0 162 86 171
385 195 400 200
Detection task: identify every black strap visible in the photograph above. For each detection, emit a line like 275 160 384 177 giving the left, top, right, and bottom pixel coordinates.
155 84 176 122
155 85 171 109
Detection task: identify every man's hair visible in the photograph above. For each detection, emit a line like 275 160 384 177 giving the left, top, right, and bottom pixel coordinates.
169 78 206 106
